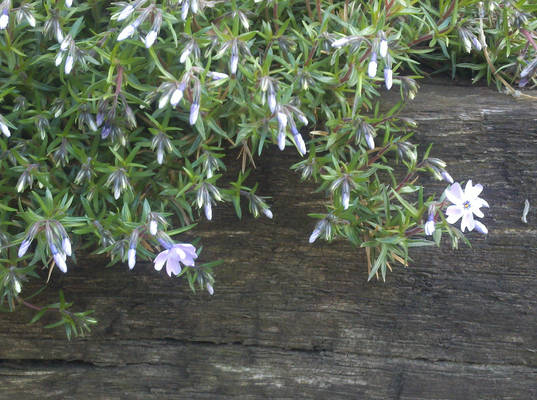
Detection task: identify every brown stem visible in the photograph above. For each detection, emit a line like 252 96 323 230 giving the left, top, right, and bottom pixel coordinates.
367 144 391 166
273 3 278 31
305 0 313 19
316 0 322 24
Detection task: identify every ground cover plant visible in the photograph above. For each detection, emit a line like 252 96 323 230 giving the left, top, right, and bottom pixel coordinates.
0 0 536 338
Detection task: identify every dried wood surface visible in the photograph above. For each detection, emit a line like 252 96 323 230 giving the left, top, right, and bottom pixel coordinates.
1 81 536 399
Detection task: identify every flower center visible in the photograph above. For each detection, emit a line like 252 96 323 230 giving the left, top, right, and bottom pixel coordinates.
463 200 471 209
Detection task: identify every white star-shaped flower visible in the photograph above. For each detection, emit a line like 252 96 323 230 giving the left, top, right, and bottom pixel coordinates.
444 180 489 233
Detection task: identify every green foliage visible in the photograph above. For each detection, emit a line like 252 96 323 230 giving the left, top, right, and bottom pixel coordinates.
0 0 534 338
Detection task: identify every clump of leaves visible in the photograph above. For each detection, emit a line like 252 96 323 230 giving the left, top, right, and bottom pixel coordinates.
0 0 534 338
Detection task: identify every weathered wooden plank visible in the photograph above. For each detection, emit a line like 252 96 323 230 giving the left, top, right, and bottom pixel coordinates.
1 81 537 398
2 343 537 399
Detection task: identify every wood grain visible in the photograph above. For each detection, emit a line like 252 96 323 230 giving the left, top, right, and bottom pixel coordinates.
1 81 536 399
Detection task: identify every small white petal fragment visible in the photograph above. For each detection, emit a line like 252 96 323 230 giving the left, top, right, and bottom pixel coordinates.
55 51 64 67
149 219 158 235
522 199 530 224
263 208 273 219
13 279 21 294
332 37 350 48
0 121 10 137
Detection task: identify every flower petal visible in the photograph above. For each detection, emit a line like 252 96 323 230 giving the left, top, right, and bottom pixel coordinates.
445 205 463 223
474 197 489 208
472 207 484 218
474 220 488 234
461 212 475 232
445 183 464 205
465 180 483 199
166 256 182 277
154 251 168 271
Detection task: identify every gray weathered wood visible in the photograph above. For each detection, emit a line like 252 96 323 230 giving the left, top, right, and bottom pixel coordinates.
1 81 537 399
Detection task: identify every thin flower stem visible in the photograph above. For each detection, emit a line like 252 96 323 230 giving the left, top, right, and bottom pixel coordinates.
273 3 278 31
521 29 537 52
482 45 537 101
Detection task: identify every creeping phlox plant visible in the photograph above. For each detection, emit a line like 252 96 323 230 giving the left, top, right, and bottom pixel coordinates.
0 0 535 338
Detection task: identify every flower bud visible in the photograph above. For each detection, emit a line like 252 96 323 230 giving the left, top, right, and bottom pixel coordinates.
117 24 135 41
149 219 158 235
0 8 9 30
18 238 31 257
128 247 136 270
384 67 393 90
379 38 388 58
368 52 378 78
62 237 72 256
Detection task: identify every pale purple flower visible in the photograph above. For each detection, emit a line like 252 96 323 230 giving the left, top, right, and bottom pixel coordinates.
368 52 378 78
154 242 197 277
65 0 73 8
445 180 489 233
